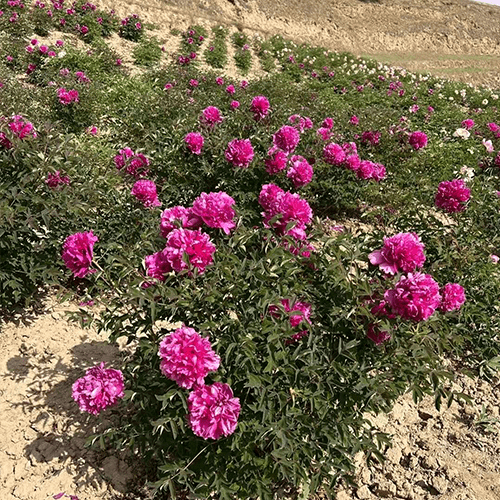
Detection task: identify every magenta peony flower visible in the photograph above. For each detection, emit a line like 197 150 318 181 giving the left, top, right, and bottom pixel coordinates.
345 154 361 171
131 180 161 208
435 179 471 213
57 87 79 105
200 106 223 127
349 115 359 125
317 127 331 141
258 183 284 212
8 115 36 139
225 138 254 168
269 298 312 327
369 232 426 275
272 125 300 154
72 362 124 415
367 324 391 345
114 148 150 177
439 283 465 312
46 170 70 188
187 382 240 440
265 149 288 175
158 326 220 389
408 131 428 150
160 206 201 238
0 132 12 149
288 114 313 133
461 119 474 130
145 249 172 280
250 95 270 121
191 191 236 234
226 84 235 95
165 228 216 275
322 117 334 129
184 132 204 155
61 231 98 278
384 272 441 322
287 155 313 188
323 143 346 166
230 100 240 110
356 160 386 181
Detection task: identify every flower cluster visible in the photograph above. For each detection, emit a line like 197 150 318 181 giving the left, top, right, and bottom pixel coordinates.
61 231 98 278
225 138 254 168
369 232 426 275
114 147 150 177
356 160 386 181
72 362 125 415
46 170 70 188
8 115 36 139
158 326 220 389
57 87 79 105
435 179 471 213
131 180 161 208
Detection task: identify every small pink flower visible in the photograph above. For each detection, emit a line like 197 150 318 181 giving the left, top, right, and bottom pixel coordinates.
250 95 270 121
367 324 391 345
131 180 161 208
349 115 359 125
409 131 428 150
482 139 494 153
57 87 79 105
461 119 474 130
265 149 288 175
287 155 313 188
215 77 224 85
226 84 235 95
46 171 70 188
200 106 223 127
230 100 240 110
225 138 254 168
164 82 173 90
184 132 204 155
435 179 471 213
323 143 346 166
439 283 465 312
490 254 499 264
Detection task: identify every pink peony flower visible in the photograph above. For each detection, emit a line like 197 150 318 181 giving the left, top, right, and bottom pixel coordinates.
72 362 124 415
435 179 471 213
356 160 386 181
345 154 361 171
361 130 380 146
288 114 313 133
215 77 224 85
439 283 465 312
316 127 331 141
461 119 475 130
230 100 240 110
158 326 220 389
160 206 201 238
226 84 235 95
269 298 312 327
165 228 216 275
250 95 270 121
490 254 499 264
114 148 149 177
200 106 223 127
408 131 428 150
322 117 334 129
367 324 391 345
8 115 36 139
349 115 359 125
57 87 79 105
187 382 240 440
323 143 346 166
259 183 284 212
184 132 204 155
190 191 235 233
145 249 172 280
61 231 98 278
46 170 70 188
287 155 313 188
483 139 494 153
225 138 254 168
369 232 426 275
131 180 161 208
265 149 288 175
384 272 441 322
272 125 300 154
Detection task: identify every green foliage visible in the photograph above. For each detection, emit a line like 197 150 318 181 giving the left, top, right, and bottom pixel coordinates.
133 37 163 67
234 47 252 75
119 14 144 42
204 25 228 69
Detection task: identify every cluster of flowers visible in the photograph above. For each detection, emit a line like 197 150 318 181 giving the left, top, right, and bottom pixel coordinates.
25 38 57 57
61 231 98 278
46 170 70 188
57 87 79 105
323 141 386 181
366 232 466 343
435 179 471 213
269 299 312 343
114 147 150 177
0 115 36 149
158 326 240 440
119 13 142 41
72 362 125 415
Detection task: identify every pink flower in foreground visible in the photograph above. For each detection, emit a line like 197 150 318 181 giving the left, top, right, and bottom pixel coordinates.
158 326 220 389
192 192 236 234
369 232 426 275
145 249 172 280
265 149 288 175
250 95 270 121
323 143 346 166
188 382 240 440
184 132 204 155
435 179 471 213
46 170 70 188
384 272 441 322
72 362 124 415
287 155 313 188
165 228 216 275
439 283 465 312
200 106 223 127
408 131 428 150
131 180 161 208
57 87 79 105
273 125 300 154
160 206 201 238
225 138 254 168
62 231 98 278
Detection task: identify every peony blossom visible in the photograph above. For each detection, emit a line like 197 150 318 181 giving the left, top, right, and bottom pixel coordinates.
200 106 223 127
61 231 98 278
408 131 428 150
46 170 70 188
367 324 391 345
145 249 172 280
384 272 441 322
184 132 204 155
369 232 426 275
57 87 79 105
225 138 254 168
287 155 313 188
323 143 346 166
160 206 201 238
8 115 36 139
439 283 465 312
461 119 475 130
187 382 240 440
272 125 300 154
265 149 288 175
356 160 386 181
322 117 334 129
131 180 161 208
158 326 220 389
269 298 312 328
250 95 270 120
72 362 124 415
191 191 236 234
435 179 471 213
114 148 150 177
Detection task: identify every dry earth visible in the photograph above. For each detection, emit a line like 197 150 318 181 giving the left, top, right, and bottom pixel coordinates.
3 0 500 498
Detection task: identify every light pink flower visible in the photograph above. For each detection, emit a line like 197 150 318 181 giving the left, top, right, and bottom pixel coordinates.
384 272 441 322
439 283 465 312
61 231 98 278
490 254 499 264
225 138 254 168
187 382 240 440
482 139 494 153
72 362 124 415
158 326 220 389
369 232 426 275
131 180 161 208
273 125 300 154
435 179 471 213
287 155 313 188
184 132 204 155
250 95 270 121
191 191 236 234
